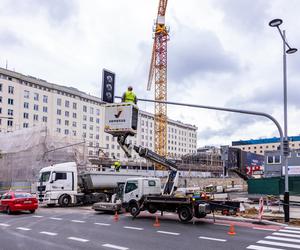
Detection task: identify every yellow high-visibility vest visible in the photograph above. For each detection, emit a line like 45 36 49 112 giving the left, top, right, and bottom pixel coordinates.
124 91 136 103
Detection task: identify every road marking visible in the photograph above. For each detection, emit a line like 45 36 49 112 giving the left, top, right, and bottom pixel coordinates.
123 226 143 231
102 243 128 250
265 236 300 243
94 222 111 226
253 227 277 231
214 223 230 227
278 229 300 234
71 220 85 223
285 226 300 231
32 215 44 218
157 230 180 236
16 227 31 231
198 236 227 242
247 245 284 250
273 232 300 238
257 240 300 249
40 231 57 236
50 217 63 221
0 223 10 227
67 237 89 242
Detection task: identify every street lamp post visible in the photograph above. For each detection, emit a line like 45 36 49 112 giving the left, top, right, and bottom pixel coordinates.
269 18 297 223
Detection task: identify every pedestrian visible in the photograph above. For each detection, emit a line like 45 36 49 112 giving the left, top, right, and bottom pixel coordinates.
114 160 121 172
122 86 137 104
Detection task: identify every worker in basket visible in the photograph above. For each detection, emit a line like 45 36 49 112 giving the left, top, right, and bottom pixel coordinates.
122 86 137 104
114 160 121 172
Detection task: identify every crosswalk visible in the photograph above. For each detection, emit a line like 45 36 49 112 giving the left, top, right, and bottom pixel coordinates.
247 226 300 250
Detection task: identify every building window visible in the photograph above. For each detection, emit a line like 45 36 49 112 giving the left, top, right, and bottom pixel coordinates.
90 117 93 122
23 123 29 128
83 115 87 121
8 109 13 116
0 107 1 114
96 109 100 115
89 134 93 139
83 105 87 112
7 120 13 127
65 100 69 108
34 104 39 111
96 118 100 124
64 129 69 135
73 130 77 136
82 132 86 138
96 134 99 139
72 113 77 119
43 106 48 113
34 93 39 101
73 102 77 109
57 98 61 106
43 95 48 103
56 128 61 133
57 109 61 115
267 155 281 164
296 151 300 157
24 102 29 109
72 121 77 127
90 107 94 114
0 96 2 103
24 90 29 98
57 119 61 125
83 124 87 129
8 98 14 105
0 83 2 91
65 111 69 117
65 120 69 126
42 116 47 122
89 125 93 130
23 113 29 119
33 114 38 121
8 86 14 94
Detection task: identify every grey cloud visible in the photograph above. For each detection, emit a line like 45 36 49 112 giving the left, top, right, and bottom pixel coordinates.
0 30 22 47
168 25 240 82
212 0 271 33
0 0 78 24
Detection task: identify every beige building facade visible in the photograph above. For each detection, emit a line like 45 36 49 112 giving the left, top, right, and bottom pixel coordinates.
0 67 197 162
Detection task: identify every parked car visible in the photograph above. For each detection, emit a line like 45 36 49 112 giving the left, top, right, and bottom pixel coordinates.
0 192 38 214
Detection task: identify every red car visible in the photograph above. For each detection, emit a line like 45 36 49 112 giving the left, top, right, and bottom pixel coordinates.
0 192 38 214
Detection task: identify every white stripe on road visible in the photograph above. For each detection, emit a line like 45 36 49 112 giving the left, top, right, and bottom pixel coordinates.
199 236 227 242
16 227 31 231
278 229 300 234
50 217 63 220
247 245 284 250
285 226 300 231
123 226 143 231
0 223 10 227
71 220 85 223
157 230 180 236
94 222 111 226
102 243 128 250
32 215 44 218
67 237 89 242
273 232 300 238
257 240 300 249
40 231 57 236
265 236 300 243
253 227 277 231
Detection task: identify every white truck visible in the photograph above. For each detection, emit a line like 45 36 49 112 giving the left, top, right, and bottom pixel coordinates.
37 162 142 207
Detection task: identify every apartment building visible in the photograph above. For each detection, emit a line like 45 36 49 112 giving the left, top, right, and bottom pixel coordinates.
0 67 197 161
232 136 300 155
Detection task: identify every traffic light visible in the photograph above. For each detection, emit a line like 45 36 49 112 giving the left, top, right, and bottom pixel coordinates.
283 139 290 156
102 69 115 103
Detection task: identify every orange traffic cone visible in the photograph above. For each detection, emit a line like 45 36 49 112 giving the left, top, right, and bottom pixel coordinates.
228 224 236 235
153 215 160 227
114 210 119 222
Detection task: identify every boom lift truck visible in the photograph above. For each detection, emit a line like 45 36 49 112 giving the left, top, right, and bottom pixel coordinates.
100 103 240 222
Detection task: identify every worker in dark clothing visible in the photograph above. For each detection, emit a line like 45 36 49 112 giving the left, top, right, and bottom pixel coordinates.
122 86 137 104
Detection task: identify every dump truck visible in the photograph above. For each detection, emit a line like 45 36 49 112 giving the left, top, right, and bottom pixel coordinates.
37 162 142 207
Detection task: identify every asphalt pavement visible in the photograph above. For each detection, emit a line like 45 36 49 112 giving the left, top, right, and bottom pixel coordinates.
0 206 299 250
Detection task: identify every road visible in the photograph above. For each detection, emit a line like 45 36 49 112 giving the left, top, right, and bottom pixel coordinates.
0 206 299 250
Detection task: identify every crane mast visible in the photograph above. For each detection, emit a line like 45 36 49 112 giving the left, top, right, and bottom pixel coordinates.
147 0 169 169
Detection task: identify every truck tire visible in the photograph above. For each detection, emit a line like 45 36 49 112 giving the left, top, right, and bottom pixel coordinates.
148 204 157 214
178 206 193 223
129 202 140 217
59 194 71 207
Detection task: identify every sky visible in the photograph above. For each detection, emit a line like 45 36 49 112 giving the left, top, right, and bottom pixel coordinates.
0 0 299 147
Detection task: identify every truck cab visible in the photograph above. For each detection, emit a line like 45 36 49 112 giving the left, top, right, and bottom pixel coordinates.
37 162 77 206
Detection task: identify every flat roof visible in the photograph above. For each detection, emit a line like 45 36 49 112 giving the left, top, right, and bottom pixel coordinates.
232 136 300 146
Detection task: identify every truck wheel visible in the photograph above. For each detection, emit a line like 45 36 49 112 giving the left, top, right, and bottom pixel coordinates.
129 203 140 217
178 206 193 223
59 195 71 207
148 204 157 214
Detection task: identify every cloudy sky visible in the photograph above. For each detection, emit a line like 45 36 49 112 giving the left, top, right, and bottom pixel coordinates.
0 0 299 147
